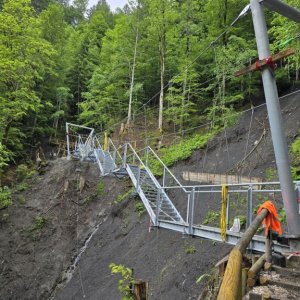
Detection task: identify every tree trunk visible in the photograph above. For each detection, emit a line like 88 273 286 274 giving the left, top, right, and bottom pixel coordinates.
158 37 165 132
158 3 166 132
127 28 139 127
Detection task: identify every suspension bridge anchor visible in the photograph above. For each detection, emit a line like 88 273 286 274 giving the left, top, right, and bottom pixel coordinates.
235 48 295 77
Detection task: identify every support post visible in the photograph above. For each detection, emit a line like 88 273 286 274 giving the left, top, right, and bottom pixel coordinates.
123 144 128 168
113 150 116 167
188 188 195 235
66 123 70 159
226 194 230 230
155 188 161 227
264 0 300 24
218 209 269 300
145 147 149 168
265 231 272 264
136 166 141 193
247 185 253 229
163 167 166 187
250 0 300 236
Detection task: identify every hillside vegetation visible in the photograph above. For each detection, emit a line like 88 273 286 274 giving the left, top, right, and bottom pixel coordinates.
0 0 299 178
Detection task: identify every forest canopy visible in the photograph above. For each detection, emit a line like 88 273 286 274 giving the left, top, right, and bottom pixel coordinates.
0 0 299 171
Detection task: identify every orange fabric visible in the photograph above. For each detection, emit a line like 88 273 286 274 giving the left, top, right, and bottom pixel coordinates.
257 201 283 236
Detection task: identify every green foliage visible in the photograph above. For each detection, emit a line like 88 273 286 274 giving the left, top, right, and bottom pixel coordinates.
185 244 197 254
149 132 214 176
15 182 29 192
265 168 277 181
0 186 12 210
290 138 300 180
134 201 145 217
34 216 46 230
96 181 105 195
116 188 133 204
16 163 37 182
21 215 46 241
278 207 286 224
291 167 300 181
291 138 300 157
0 0 299 170
0 143 9 172
109 263 134 300
203 211 220 225
16 164 30 181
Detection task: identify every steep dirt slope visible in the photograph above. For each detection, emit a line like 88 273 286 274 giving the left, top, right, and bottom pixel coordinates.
0 159 128 300
54 90 300 300
1 91 299 300
54 192 231 300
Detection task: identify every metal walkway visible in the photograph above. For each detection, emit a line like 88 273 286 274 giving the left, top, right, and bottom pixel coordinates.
66 123 292 253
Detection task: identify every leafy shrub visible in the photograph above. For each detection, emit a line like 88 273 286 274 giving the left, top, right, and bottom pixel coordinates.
290 138 300 180
134 201 146 216
16 164 37 181
203 211 219 225
116 188 133 203
0 143 10 172
185 245 197 254
0 186 12 210
34 216 46 230
278 207 286 224
291 138 300 158
109 263 134 300
16 182 29 192
16 164 30 181
149 132 214 176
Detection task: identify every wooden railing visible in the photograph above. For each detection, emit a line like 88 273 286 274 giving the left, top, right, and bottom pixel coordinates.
217 208 269 300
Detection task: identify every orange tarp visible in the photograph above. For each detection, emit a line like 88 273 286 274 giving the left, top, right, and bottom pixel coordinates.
257 201 283 236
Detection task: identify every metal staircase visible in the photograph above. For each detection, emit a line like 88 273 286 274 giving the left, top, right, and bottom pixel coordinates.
66 123 291 254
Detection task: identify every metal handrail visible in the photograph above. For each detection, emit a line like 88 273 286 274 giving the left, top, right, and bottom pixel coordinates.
160 180 300 190
147 146 189 193
126 143 147 168
108 138 123 162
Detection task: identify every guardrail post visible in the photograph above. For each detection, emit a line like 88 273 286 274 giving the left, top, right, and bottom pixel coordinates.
163 167 166 187
247 185 253 229
113 150 116 166
145 147 149 168
123 144 128 168
155 188 161 227
136 166 141 193
188 188 195 235
296 182 300 215
226 194 230 230
186 193 190 224
66 123 70 159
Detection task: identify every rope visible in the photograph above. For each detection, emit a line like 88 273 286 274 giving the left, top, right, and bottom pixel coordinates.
220 184 229 241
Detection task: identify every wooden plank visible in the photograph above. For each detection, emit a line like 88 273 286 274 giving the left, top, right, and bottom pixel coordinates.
217 248 243 300
235 48 295 77
248 254 266 279
182 171 262 186
218 209 269 299
133 280 149 300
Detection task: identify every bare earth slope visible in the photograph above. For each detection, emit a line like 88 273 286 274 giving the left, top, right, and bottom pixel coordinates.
0 90 299 300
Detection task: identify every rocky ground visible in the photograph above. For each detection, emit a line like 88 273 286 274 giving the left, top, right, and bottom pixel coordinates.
0 90 299 300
